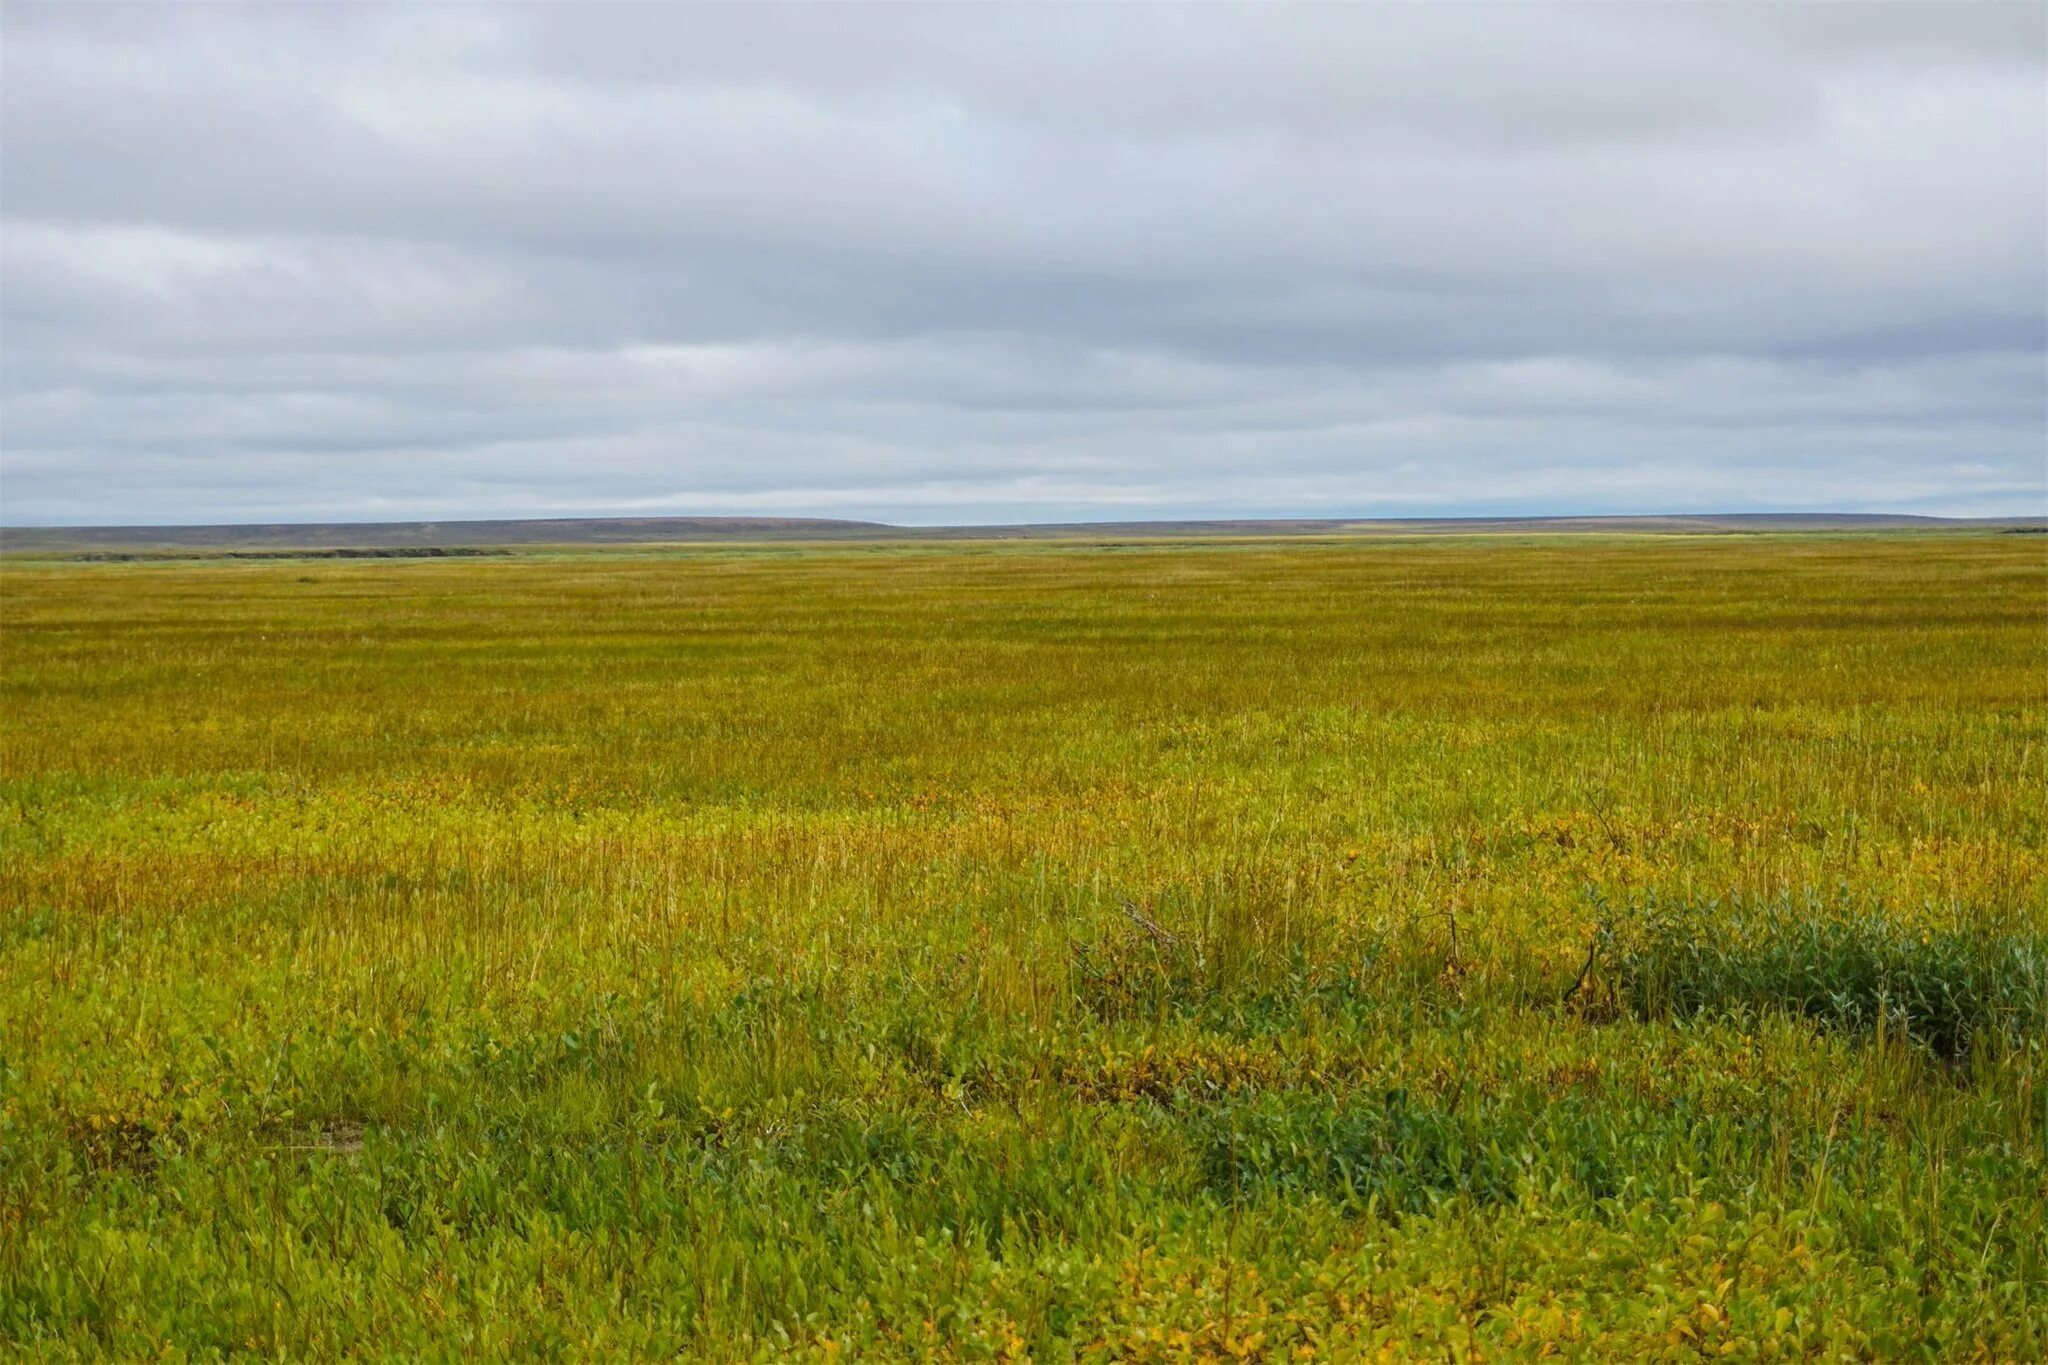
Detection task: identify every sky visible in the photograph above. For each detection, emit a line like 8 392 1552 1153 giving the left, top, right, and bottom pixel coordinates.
2 2 2044 527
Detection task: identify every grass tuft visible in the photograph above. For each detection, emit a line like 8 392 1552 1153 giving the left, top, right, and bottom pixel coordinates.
1607 897 2048 1058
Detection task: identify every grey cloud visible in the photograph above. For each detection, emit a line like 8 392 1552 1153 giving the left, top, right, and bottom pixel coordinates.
1 1 2042 525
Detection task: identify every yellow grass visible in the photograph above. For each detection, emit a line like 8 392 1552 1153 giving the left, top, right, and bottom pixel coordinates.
2 532 2043 1358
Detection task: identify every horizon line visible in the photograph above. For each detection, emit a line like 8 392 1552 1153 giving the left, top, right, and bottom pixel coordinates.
7 509 2047 532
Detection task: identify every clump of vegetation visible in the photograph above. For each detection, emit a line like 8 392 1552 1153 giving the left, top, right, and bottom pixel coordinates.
1197 1088 1530 1213
1605 896 2047 1059
2 533 2043 1356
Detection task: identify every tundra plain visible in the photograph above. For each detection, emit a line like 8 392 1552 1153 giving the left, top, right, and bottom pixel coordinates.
2 533 2044 1359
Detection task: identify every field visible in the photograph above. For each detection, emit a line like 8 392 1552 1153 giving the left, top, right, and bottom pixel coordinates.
2 533 2044 1360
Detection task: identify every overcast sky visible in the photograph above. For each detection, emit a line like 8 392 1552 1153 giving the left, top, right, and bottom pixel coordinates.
2 2 2043 526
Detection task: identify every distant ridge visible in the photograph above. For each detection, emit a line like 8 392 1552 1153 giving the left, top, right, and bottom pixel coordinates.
2 512 2041 554
0 516 890 552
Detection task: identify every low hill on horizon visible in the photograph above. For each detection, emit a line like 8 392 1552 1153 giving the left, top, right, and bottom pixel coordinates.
2 511 2040 554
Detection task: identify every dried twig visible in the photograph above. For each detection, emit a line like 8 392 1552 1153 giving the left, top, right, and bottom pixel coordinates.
1561 935 1600 1005
1410 904 1465 979
1119 897 1177 948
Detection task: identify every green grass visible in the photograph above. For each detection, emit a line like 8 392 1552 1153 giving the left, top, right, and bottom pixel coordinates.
1604 896 2046 1059
2 533 2044 1359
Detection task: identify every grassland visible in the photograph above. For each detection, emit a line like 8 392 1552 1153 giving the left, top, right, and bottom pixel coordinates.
1 533 2043 1360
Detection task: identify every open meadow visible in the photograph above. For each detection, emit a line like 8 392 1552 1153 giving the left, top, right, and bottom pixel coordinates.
2 532 2044 1360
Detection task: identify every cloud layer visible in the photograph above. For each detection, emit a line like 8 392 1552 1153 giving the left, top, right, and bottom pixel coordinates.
3 2 2043 524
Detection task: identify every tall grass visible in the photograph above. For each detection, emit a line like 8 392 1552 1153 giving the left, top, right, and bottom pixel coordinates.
1604 895 2048 1059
